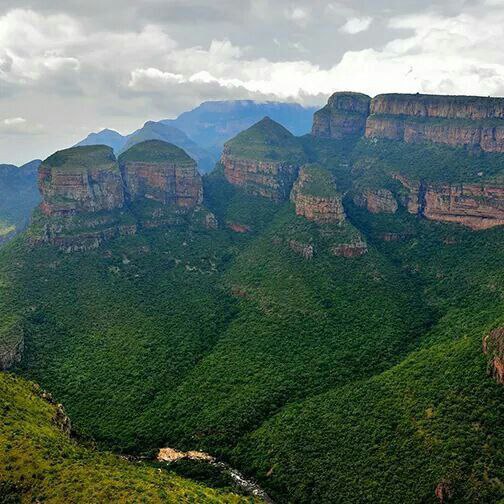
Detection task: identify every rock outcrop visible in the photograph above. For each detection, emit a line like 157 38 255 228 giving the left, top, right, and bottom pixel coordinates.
483 327 504 385
290 165 345 224
288 240 314 260
331 240 368 258
354 189 398 214
365 93 504 153
118 140 203 208
39 145 125 216
221 117 304 201
312 92 371 140
33 141 205 251
395 175 504 230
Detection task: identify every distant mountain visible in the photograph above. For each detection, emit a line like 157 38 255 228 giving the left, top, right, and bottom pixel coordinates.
75 128 127 153
0 159 41 243
75 122 216 173
120 121 216 173
163 100 318 157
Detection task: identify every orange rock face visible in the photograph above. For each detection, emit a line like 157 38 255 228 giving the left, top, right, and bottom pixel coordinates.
365 94 504 152
120 160 202 208
290 167 345 224
312 92 371 140
395 175 504 230
39 164 125 216
483 327 504 385
354 189 398 214
221 153 299 202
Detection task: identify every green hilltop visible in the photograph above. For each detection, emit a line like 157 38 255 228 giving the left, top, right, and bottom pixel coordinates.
118 139 196 165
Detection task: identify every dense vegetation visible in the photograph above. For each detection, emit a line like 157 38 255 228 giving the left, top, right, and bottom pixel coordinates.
118 139 195 165
0 371 255 503
43 145 117 172
0 134 503 503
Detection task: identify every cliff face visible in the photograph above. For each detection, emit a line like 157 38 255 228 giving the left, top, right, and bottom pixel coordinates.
366 94 504 152
221 154 300 201
290 165 345 224
221 117 304 201
395 175 504 229
312 92 371 140
354 189 398 214
39 146 124 216
34 141 204 251
483 327 504 385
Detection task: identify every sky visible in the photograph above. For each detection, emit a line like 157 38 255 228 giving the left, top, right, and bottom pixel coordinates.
1 0 504 165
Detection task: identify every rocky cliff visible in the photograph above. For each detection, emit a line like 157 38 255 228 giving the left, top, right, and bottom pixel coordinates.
354 189 398 214
483 327 504 385
39 145 124 216
395 175 504 229
365 93 504 152
312 92 371 140
33 141 204 250
290 165 345 224
221 117 304 201
118 140 202 207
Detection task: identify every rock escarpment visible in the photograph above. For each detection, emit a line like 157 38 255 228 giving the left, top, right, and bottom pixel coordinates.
118 140 203 207
33 141 204 250
483 327 504 385
354 189 398 214
365 93 504 153
312 92 371 140
290 165 345 224
39 145 124 216
395 175 504 230
221 117 304 201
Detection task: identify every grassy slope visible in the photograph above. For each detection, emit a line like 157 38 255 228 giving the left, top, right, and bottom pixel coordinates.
0 372 254 503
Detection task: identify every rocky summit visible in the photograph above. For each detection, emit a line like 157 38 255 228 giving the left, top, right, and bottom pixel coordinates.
31 141 205 251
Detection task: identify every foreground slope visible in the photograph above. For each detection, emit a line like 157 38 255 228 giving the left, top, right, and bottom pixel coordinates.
0 372 255 503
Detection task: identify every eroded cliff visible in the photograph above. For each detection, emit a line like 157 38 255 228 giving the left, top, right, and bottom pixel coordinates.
312 92 371 140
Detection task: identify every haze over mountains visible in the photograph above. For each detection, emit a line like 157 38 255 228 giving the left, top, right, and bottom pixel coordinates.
1 90 503 503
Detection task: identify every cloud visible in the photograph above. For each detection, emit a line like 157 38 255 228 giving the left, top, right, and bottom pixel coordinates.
0 116 43 135
340 17 373 34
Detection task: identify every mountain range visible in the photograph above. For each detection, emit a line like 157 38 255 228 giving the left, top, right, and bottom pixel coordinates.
0 91 503 503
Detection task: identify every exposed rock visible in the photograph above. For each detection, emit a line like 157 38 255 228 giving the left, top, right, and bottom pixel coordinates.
288 240 314 260
118 140 203 208
34 141 205 251
395 174 504 230
53 403 72 435
290 165 346 224
157 447 214 463
366 93 504 152
203 211 218 230
221 117 304 201
354 189 398 214
0 320 24 370
227 222 251 233
435 481 453 503
39 145 124 216
331 240 368 258
483 327 504 385
312 92 371 139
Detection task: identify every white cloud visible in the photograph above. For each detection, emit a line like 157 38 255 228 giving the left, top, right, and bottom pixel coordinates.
340 17 373 34
0 116 43 135
3 117 26 125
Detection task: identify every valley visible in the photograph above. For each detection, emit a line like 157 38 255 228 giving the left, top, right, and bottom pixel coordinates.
0 91 503 503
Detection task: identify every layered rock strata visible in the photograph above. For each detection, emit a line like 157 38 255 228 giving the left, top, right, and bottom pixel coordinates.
365 93 504 152
354 189 398 214
483 327 504 385
221 117 304 201
290 165 345 224
34 141 204 250
395 175 504 230
312 92 371 139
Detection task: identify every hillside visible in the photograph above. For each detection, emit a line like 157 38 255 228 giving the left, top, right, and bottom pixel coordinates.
0 92 503 503
0 371 257 503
